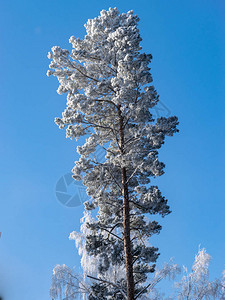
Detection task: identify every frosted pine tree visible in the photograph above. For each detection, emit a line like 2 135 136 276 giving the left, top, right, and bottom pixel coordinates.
48 8 178 300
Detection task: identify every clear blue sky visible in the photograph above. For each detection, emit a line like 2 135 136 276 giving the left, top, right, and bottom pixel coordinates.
0 0 224 299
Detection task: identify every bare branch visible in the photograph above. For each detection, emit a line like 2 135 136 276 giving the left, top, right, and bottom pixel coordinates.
107 222 123 239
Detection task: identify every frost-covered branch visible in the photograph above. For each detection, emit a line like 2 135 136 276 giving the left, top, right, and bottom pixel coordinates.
87 275 127 299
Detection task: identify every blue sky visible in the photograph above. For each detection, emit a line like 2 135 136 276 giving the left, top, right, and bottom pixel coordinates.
0 0 224 299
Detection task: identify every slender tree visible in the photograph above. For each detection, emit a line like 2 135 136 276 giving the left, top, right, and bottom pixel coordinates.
48 7 178 299
174 248 225 300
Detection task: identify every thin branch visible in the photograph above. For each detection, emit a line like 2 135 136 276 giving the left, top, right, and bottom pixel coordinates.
135 277 146 286
125 163 143 184
123 116 130 129
129 199 147 211
101 227 123 242
83 120 114 132
134 275 164 299
88 159 122 191
124 135 142 147
71 63 99 83
100 145 117 157
87 275 127 299
92 98 118 109
107 168 122 191
70 61 116 94
107 222 122 239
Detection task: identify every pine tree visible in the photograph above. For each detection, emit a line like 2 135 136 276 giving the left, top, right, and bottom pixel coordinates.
48 7 178 300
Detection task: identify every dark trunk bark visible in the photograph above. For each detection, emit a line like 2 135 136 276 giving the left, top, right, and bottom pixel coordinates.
121 167 135 300
119 108 135 300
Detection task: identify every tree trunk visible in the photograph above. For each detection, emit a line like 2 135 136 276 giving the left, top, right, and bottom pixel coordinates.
119 108 135 300
121 167 135 300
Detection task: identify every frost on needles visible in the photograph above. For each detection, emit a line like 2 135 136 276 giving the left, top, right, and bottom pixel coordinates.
48 7 179 300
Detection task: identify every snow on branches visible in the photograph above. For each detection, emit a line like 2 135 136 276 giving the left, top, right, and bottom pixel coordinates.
48 7 179 300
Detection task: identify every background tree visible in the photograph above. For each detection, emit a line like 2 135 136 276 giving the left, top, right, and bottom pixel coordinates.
50 212 180 300
50 246 225 299
174 248 225 300
48 7 178 300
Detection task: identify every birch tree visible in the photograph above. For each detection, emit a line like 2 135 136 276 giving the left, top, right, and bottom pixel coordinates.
175 248 225 300
48 7 178 300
